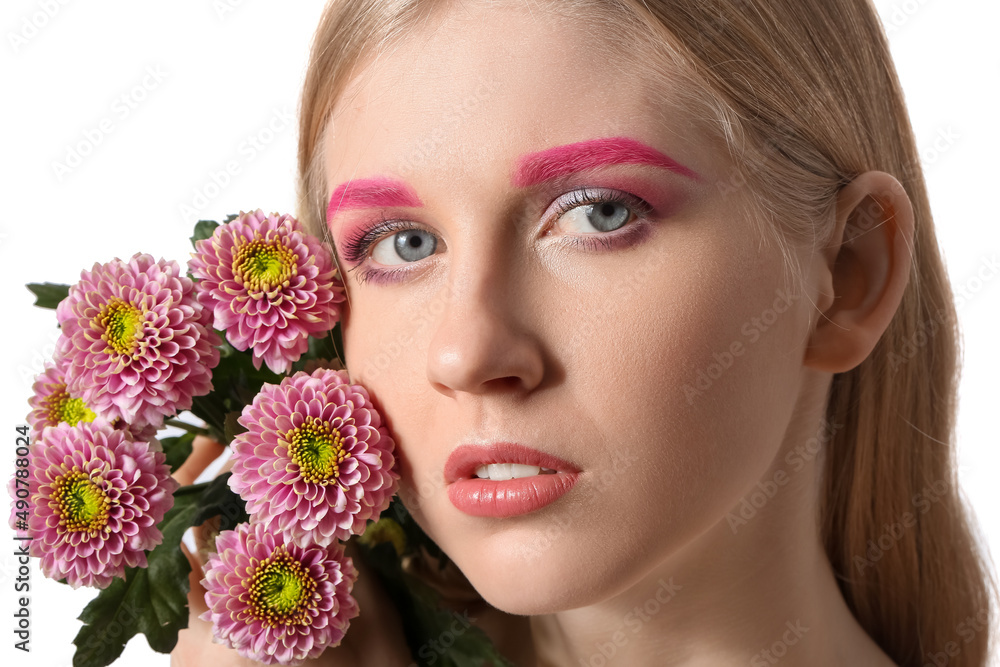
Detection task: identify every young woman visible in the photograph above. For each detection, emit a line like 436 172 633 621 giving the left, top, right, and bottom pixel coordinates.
173 1 997 665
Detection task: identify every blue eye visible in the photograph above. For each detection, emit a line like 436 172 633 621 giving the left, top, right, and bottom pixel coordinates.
565 200 631 232
371 228 437 265
339 187 655 286
551 187 652 234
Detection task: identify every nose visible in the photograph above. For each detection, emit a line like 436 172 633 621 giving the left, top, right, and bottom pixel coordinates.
425 262 546 397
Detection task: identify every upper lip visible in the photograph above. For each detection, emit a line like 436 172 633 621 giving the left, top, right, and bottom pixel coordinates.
444 442 581 483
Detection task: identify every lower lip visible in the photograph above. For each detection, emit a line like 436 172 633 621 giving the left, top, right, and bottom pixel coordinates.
447 472 579 518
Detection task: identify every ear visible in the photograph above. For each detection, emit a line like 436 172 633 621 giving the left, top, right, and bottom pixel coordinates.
802 170 915 373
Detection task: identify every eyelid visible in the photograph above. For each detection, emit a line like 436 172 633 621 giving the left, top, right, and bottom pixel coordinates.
339 213 438 265
338 185 657 282
543 186 654 232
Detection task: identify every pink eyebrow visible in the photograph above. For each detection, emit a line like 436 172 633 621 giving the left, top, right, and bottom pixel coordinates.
327 177 423 223
512 136 700 187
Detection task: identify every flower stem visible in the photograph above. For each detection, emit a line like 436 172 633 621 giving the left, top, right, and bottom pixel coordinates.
165 418 209 436
173 481 212 497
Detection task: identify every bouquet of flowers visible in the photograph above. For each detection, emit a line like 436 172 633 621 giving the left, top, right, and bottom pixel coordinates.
11 210 513 666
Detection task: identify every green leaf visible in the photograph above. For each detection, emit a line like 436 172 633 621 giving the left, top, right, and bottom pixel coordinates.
189 220 219 247
290 325 347 375
190 336 281 444
72 491 203 666
404 571 515 667
388 497 451 567
354 498 513 666
304 327 342 364
26 282 70 309
159 433 195 473
190 472 249 532
355 538 515 667
141 494 202 651
72 567 150 666
223 411 247 444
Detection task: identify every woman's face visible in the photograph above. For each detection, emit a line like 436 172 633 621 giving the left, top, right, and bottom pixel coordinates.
323 4 819 614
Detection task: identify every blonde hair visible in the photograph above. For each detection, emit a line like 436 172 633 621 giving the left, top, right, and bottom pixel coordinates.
296 1 997 664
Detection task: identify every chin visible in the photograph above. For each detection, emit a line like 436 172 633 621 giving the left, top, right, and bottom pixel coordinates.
446 525 643 615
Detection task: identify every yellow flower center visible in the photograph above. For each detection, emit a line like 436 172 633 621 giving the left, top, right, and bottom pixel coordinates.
287 416 351 484
247 547 317 627
42 385 97 427
98 299 143 356
233 238 297 291
51 469 110 534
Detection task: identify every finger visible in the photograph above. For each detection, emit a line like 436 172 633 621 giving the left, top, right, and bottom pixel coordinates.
181 541 209 618
192 514 220 567
175 543 261 667
173 435 226 486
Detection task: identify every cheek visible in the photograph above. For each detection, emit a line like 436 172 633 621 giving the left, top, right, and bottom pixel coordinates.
341 297 444 520
566 229 808 539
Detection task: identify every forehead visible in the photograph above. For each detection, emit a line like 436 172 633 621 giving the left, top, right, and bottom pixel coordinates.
324 3 709 194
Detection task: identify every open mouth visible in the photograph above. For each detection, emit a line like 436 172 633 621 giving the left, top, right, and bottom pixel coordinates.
472 463 560 480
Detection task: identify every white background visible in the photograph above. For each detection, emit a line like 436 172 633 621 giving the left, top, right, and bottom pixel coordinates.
0 1 997 665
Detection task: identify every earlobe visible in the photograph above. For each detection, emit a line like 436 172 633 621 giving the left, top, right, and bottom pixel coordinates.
803 171 915 373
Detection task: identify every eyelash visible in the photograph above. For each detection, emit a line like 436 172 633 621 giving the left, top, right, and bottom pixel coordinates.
340 187 656 286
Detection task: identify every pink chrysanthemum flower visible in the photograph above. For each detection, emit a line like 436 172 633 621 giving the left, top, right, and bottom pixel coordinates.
120 421 159 446
26 357 160 448
26 357 98 438
55 253 221 430
201 521 360 665
229 368 399 547
189 209 346 374
20 421 177 588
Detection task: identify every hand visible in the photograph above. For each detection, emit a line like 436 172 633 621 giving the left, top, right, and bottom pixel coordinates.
169 436 413 667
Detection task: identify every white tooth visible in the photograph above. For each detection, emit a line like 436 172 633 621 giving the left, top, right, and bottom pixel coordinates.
475 463 556 481
487 463 513 480
473 463 550 480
